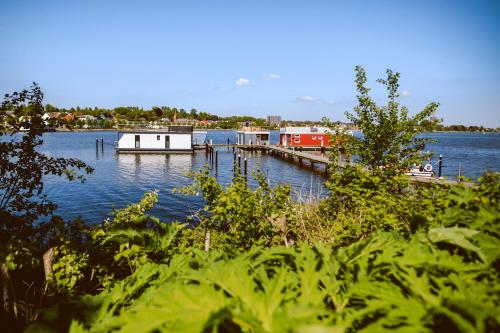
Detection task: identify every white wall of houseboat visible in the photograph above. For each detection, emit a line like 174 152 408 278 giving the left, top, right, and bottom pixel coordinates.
118 133 192 150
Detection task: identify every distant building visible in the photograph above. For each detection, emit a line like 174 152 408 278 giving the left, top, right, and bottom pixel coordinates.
98 113 113 121
64 113 75 123
175 118 197 125
78 115 98 121
47 112 60 119
267 115 281 126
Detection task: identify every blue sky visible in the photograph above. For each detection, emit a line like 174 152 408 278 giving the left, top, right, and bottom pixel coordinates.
1 0 499 126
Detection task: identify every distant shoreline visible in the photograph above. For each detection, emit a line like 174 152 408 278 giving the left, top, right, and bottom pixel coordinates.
53 128 259 132
51 128 498 133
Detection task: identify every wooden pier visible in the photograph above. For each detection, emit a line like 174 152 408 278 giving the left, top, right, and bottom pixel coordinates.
197 143 474 187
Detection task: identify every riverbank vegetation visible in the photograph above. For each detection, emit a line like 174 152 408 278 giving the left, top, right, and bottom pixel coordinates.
8 102 273 130
1 68 499 332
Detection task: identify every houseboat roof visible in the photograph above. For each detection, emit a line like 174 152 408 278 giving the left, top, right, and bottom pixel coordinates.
119 125 193 134
237 127 270 134
279 126 331 134
236 130 270 134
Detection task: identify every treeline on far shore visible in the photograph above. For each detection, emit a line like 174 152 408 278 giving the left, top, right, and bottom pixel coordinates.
434 124 499 132
4 102 497 132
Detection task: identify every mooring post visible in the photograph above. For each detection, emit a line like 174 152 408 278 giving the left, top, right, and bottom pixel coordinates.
95 138 99 152
238 154 241 170
215 150 218 172
227 138 230 145
101 138 104 152
438 154 443 178
458 163 462 182
244 157 248 182
233 151 236 174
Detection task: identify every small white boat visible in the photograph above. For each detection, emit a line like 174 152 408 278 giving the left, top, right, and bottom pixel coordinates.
405 163 434 177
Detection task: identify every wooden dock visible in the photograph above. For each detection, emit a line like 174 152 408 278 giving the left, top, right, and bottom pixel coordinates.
198 143 474 187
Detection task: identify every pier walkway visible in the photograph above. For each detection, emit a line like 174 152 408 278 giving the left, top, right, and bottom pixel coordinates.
197 143 474 187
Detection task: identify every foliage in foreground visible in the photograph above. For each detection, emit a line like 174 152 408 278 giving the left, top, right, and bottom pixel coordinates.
3 70 499 333
27 172 500 333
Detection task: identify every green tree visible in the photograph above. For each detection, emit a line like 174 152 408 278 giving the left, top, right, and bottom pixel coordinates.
341 66 439 176
151 107 163 118
0 84 93 326
322 67 441 244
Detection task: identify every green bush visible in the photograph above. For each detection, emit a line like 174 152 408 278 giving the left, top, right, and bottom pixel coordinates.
28 172 499 333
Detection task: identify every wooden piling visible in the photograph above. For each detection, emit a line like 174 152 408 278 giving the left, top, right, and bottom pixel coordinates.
244 157 248 182
438 154 443 177
215 150 218 172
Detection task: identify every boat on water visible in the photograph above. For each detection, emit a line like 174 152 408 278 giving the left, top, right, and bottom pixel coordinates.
405 163 434 178
116 126 194 153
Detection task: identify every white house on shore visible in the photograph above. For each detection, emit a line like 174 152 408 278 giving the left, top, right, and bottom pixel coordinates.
116 126 193 153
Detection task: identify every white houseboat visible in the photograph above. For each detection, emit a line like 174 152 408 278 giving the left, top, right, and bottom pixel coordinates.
116 126 193 153
236 127 270 145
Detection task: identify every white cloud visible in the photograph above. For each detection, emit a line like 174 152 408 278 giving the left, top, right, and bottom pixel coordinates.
265 73 280 80
298 96 335 105
299 95 316 102
401 90 412 97
235 78 251 86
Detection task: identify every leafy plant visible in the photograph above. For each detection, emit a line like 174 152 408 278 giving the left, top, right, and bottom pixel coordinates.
27 171 500 333
177 170 294 250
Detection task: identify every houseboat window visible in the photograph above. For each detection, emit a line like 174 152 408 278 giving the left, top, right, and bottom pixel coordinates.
312 136 316 140
318 136 323 139
157 135 160 140
294 139 300 143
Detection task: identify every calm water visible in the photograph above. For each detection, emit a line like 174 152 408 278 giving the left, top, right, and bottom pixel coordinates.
39 130 499 224
41 130 327 224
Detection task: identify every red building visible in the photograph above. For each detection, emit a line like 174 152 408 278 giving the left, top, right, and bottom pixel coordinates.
279 127 332 147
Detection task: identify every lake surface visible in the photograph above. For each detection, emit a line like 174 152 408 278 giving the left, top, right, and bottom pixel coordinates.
39 130 499 224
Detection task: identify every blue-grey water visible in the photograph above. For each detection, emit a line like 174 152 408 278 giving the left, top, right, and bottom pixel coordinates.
39 130 499 224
